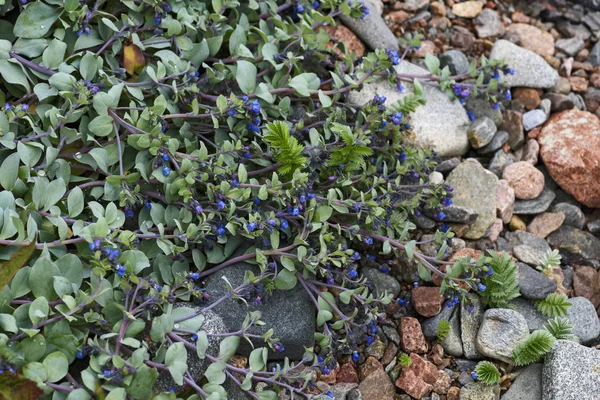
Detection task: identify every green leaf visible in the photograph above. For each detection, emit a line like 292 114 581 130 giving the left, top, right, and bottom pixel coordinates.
0 241 36 293
424 53 440 75
150 314 174 342
88 115 114 137
28 297 49 325
165 342 188 386
43 352 68 382
79 52 98 81
205 361 226 384
23 362 47 385
274 269 297 290
33 82 57 100
217 336 239 362
48 72 76 91
0 153 20 191
29 257 60 300
236 60 257 94
93 83 124 116
0 60 30 93
67 187 84 217
42 39 66 70
43 177 66 211
105 388 126 400
316 309 333 326
405 240 416 260
14 2 61 39
0 314 18 333
16 142 42 168
127 365 158 400
249 347 267 371
196 331 209 359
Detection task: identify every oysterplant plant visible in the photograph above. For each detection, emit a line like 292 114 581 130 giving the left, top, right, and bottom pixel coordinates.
0 0 514 398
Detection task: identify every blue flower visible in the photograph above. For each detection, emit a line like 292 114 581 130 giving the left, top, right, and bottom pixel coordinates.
21 104 29 112
217 225 226 236
352 252 360 260
217 201 226 210
296 4 304 12
195 205 203 214
413 282 419 288
280 220 289 229
292 207 299 216
492 103 500 110
162 166 171 176
308 193 315 200
380 120 387 127
471 371 478 381
508 68 515 75
155 16 162 25
438 212 446 221
504 91 512 101
189 272 200 280
232 179 239 187
365 237 373 245
3 103 11 111
467 109 476 121
104 370 112 377
478 283 486 292
487 267 494 276
162 153 169 161
312 1 320 8
248 123 261 133
227 109 237 117
247 222 257 232
352 351 360 362
300 195 306 203
323 367 330 375
145 202 152 210
441 223 449 232
379 265 390 274
349 269 358 279
116 264 126 277
250 99 261 114
366 335 374 345
76 351 84 359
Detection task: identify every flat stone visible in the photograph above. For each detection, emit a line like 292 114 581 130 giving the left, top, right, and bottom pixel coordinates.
436 157 461 173
446 160 498 239
361 267 400 298
505 24 555 57
459 383 501 399
400 317 428 353
452 1 484 18
340 0 399 51
476 308 529 363
527 212 565 239
546 226 600 269
509 215 527 231
542 340 600 400
513 188 556 215
489 40 559 89
550 203 585 230
322 25 366 58
348 62 470 157
522 109 548 131
538 110 600 208
496 179 515 224
461 294 484 360
555 37 586 57
501 364 543 400
203 262 315 360
477 130 509 154
395 353 439 398
422 300 457 339
502 161 545 200
426 205 479 224
441 306 464 357
412 286 444 317
543 93 575 113
523 139 540 165
440 50 470 76
475 9 505 38
590 41 600 66
516 262 557 300
501 110 525 150
510 298 548 332
512 88 542 111
398 0 429 12
468 117 497 148
505 230 552 266
466 97 503 127
573 266 600 308
488 149 516 177
556 21 591 41
583 11 600 31
331 383 359 400
358 366 396 400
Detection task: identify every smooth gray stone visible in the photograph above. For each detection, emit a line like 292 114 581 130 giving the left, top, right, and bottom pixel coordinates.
476 308 529 363
488 149 515 177
436 157 461 173
517 262 557 300
543 340 600 400
555 37 585 56
501 364 543 400
475 9 505 38
546 226 600 269
505 231 552 266
331 383 359 400
513 188 555 215
440 50 470 75
340 0 399 51
422 301 463 357
477 130 509 154
550 203 585 230
522 109 547 131
461 294 484 360
466 97 503 127
360 267 400 298
203 262 315 360
468 117 497 148
425 205 479 224
422 300 457 339
460 383 501 399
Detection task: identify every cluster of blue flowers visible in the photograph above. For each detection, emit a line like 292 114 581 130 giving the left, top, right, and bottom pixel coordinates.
245 98 262 134
451 83 471 105
385 49 400 66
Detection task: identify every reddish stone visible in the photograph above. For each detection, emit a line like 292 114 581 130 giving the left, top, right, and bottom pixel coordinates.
488 218 504 242
386 10 410 24
512 88 542 110
321 26 365 58
395 354 438 398
447 386 461 400
359 357 383 380
502 161 545 200
337 362 359 384
433 370 452 394
411 287 444 317
591 73 600 88
511 11 530 23
573 266 600 308
358 368 396 400
413 40 438 58
400 317 428 353
318 362 338 384
538 110 600 207
527 212 565 239
431 2 447 16
506 24 555 56
496 179 515 224
569 76 589 92
523 138 540 165
528 127 542 140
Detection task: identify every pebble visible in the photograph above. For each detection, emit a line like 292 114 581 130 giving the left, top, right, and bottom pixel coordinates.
361 267 401 298
488 149 516 177
400 317 428 353
461 294 484 360
459 382 501 399
395 353 440 399
490 40 559 89
568 76 588 93
446 160 498 240
475 9 505 38
516 262 557 300
522 109 547 131
488 218 504 242
509 215 527 231
505 230 552 266
340 0 399 51
555 37 586 56
502 162 545 200
439 50 470 75
496 179 515 223
398 0 429 12
589 41 600 66
501 110 525 150
330 383 359 400
466 97 503 127
422 300 457 339
550 203 585 230
573 266 600 308
556 21 591 41
543 93 575 113
504 24 555 56
357 364 395 400
412 286 444 317
522 139 539 165
428 205 479 224
476 308 529 363
477 130 509 154
436 157 461 173
526 212 565 238
468 117 497 148
543 340 600 400
501 363 543 400
513 188 556 215
512 88 541 111
546 226 600 269
588 216 600 234
451 1 484 18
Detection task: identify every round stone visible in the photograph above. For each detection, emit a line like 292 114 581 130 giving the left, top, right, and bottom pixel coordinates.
502 162 545 200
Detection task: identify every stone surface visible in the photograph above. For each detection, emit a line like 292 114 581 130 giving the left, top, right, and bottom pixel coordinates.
401 317 428 353
395 353 439 399
398 0 428 12
459 383 501 399
429 205 478 224
440 50 470 76
331 383 359 400
452 1 484 18
546 226 600 269
461 294 484 360
573 266 600 308
512 88 542 111
468 117 497 148
488 150 516 177
555 37 586 56
501 363 543 400
510 298 549 332
422 301 456 339
340 0 399 51
348 62 470 157
446 160 498 239
477 130 509 154
322 25 366 58
590 41 600 66
467 97 503 127
412 286 444 317
505 230 551 266
516 262 557 300
502 161 545 200
203 262 314 360
476 308 529 363
490 40 559 89
522 109 548 131
475 9 505 38
361 267 401 298
542 340 600 400
538 110 600 208
502 110 525 150
509 215 527 231
496 179 515 224
523 139 540 165
527 212 565 239
505 24 555 56
513 188 556 215
551 203 585 230
357 365 396 400
543 93 575 113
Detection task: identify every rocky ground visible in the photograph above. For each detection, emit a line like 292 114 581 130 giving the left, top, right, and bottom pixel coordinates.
298 0 600 399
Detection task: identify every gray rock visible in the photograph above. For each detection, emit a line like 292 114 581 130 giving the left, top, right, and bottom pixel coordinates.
546 226 600 269
436 157 461 173
349 61 470 157
330 383 359 400
513 188 556 215
459 383 501 399
154 308 227 393
339 0 399 51
568 92 586 111
442 306 464 357
461 294 484 360
360 267 400 298
476 308 529 363
543 340 600 400
489 40 559 89
398 0 428 11
505 231 552 266
459 371 475 386
475 9 505 38
477 131 509 154
382 324 400 346
543 93 575 113
501 364 543 400
522 109 548 131
446 160 498 239
426 205 479 224
347 389 362 400
589 41 600 66
488 149 516 177
583 12 600 31
455 359 479 372
414 214 437 229
517 262 557 300
468 117 497 148
440 50 470 76
564 297 600 344
466 97 503 127
502 110 525 150
550 203 585 230
510 298 548 332
589 218 600 234
203 262 315 360
555 37 586 56
563 266 574 289
422 300 457 338
556 21 591 41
